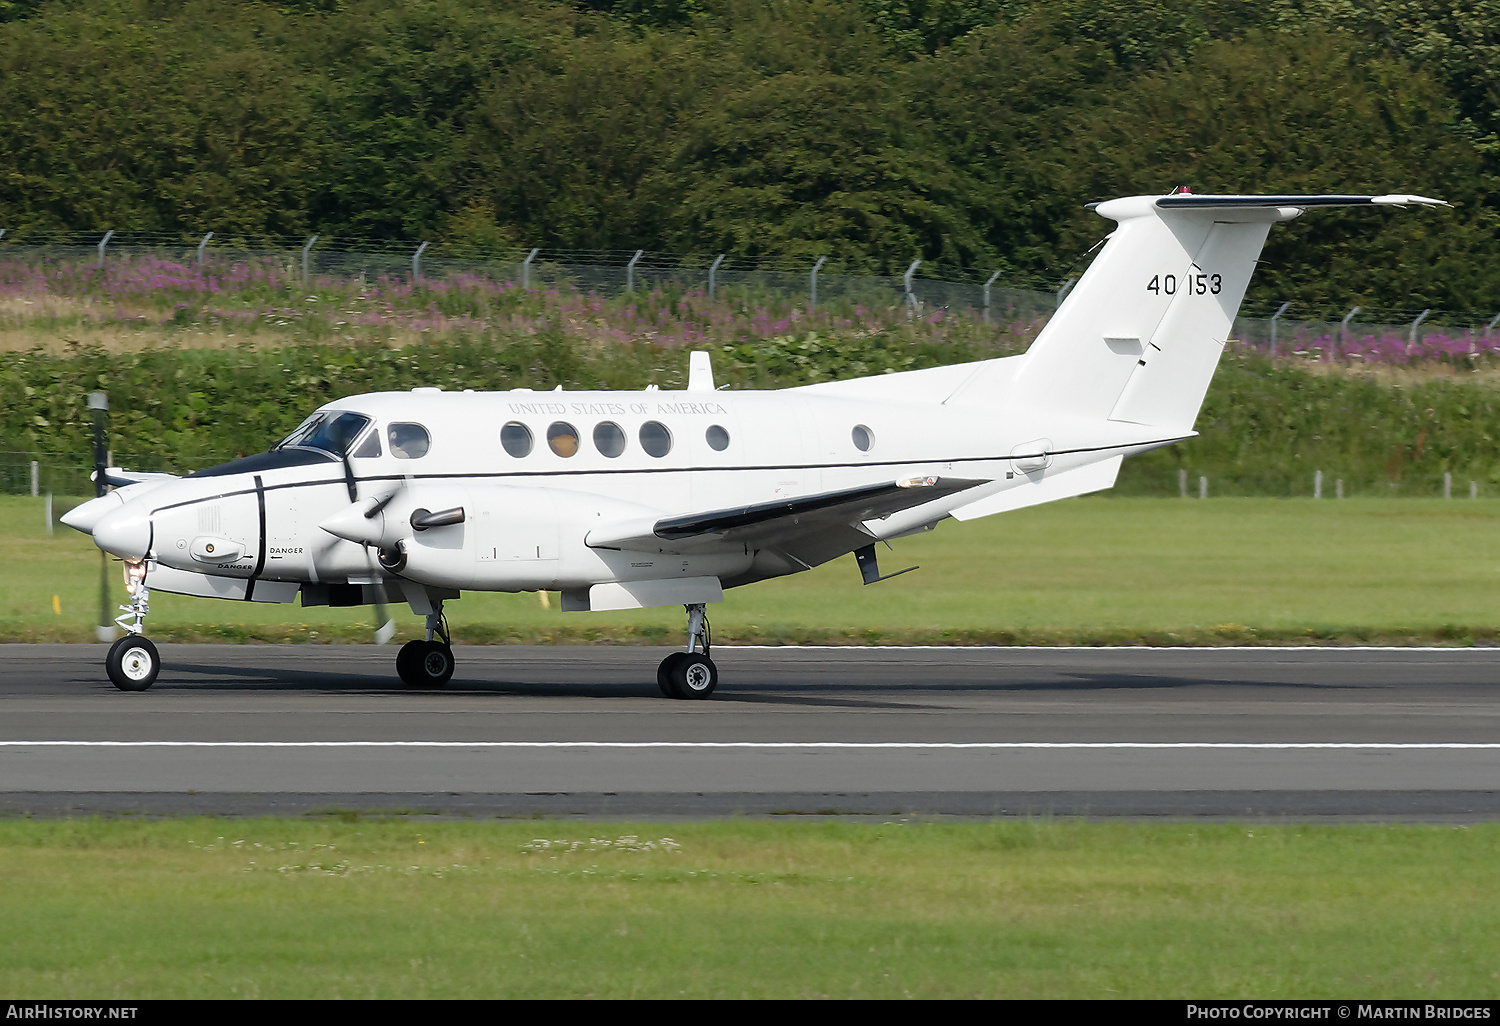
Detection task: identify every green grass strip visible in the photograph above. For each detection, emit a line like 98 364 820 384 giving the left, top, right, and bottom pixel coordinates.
7 494 1500 646
0 817 1496 998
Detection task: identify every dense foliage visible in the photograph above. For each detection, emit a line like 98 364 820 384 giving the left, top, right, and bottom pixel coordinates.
0 1 1497 312
4 333 1499 499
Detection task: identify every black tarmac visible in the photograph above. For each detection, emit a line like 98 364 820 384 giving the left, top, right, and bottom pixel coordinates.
2 643 1498 820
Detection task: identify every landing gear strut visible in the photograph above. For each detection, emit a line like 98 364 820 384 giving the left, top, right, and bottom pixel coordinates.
396 602 454 687
106 559 159 692
657 602 718 699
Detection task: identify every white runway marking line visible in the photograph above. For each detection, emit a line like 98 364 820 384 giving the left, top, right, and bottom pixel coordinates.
3 741 1500 751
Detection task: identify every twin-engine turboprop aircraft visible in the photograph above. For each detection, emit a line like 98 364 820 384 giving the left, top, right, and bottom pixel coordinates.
62 192 1445 695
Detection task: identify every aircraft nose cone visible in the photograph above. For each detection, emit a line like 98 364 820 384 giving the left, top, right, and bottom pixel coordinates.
91 507 152 560
59 493 123 534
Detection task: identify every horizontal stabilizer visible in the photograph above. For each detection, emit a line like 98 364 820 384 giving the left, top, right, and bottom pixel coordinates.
949 456 1122 521
586 476 988 553
1151 194 1448 210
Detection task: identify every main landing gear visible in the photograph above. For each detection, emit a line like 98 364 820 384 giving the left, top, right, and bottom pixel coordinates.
106 559 160 692
657 602 718 700
396 602 455 687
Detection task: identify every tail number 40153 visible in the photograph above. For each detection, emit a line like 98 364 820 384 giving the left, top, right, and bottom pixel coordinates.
1147 273 1221 296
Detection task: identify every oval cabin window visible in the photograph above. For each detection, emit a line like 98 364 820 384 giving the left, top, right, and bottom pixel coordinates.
500 422 533 457
639 421 673 458
593 421 626 458
547 421 580 458
705 425 730 451
851 425 874 452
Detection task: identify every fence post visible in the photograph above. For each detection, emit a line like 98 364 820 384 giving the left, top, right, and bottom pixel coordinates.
197 232 213 267
1314 469 1323 499
903 260 921 313
710 253 725 301
808 256 826 313
1444 471 1453 499
1486 313 1500 339
1407 308 1431 353
626 250 643 293
521 247 539 289
1472 481 1479 499
1056 276 1078 309
1178 468 1187 498
1336 479 1344 499
1199 476 1208 499
983 270 1001 324
29 461 37 497
1339 306 1360 351
96 230 113 269
44 491 52 536
1269 302 1292 355
412 241 430 283
0 229 6 241
301 236 318 287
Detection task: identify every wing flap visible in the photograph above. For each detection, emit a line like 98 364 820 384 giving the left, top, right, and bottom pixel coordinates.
586 476 988 554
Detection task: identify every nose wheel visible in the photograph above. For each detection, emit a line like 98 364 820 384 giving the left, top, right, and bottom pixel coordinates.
106 635 160 692
657 603 718 699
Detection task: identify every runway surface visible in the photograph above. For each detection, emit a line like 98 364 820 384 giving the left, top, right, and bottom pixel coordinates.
2 643 1499 819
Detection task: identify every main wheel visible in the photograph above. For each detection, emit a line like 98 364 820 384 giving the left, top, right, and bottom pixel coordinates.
399 640 454 687
395 639 426 685
657 652 689 698
669 653 718 700
106 635 159 692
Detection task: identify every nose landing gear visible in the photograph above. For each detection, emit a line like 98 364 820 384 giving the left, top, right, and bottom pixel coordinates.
657 602 718 699
106 559 159 692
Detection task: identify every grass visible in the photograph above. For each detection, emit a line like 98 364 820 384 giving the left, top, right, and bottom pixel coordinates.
1 817 1496 998
5 494 1499 646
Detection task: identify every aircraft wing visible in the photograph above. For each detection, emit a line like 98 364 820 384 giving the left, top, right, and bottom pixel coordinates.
586 475 988 561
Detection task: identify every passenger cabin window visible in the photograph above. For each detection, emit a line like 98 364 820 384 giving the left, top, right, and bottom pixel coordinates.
639 420 673 458
705 425 730 451
501 421 533 457
548 421 580 457
593 422 626 458
276 411 372 458
852 425 874 452
388 422 431 459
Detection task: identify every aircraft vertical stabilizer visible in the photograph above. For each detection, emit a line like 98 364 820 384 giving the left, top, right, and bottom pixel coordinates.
947 193 1445 433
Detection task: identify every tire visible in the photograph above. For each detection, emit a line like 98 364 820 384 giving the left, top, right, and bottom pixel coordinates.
106 635 159 692
395 639 426 686
670 653 718 699
657 652 689 698
404 640 454 687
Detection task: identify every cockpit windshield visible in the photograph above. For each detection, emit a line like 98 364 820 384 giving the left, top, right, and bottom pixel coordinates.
274 412 373 458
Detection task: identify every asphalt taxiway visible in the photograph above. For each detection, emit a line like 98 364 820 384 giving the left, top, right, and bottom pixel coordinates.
2 643 1498 819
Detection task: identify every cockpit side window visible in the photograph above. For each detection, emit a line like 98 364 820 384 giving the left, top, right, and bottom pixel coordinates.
276 412 372 458
388 423 431 459
350 426 382 459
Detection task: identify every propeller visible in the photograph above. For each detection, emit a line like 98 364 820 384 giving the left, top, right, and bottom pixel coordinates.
340 441 395 645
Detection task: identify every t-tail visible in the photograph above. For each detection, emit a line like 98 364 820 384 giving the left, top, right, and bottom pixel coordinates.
951 192 1447 434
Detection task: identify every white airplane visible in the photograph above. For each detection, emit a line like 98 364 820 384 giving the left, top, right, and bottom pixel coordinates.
61 191 1445 696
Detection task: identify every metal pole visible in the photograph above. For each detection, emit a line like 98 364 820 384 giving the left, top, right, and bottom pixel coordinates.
88 392 110 642
96 230 113 269
709 254 725 301
29 460 37 498
809 256 826 312
197 232 213 266
1339 305 1360 349
412 241 429 283
301 235 318 287
1269 301 1292 355
1407 308 1431 352
521 247 539 289
903 259 920 312
983 270 1001 324
626 250 643 294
